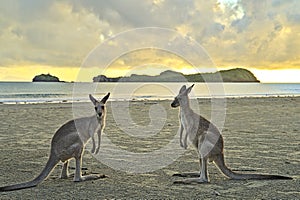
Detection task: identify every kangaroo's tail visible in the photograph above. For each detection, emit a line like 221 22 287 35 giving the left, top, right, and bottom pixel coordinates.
0 154 59 192
214 153 292 180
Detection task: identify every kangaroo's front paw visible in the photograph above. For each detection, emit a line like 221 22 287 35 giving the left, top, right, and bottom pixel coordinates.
180 141 187 149
95 147 100 154
180 141 184 148
91 147 95 154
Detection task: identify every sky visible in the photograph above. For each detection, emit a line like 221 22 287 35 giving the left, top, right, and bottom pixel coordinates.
0 0 299 82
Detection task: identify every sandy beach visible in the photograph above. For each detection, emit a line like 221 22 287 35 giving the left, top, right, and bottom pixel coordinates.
0 97 299 199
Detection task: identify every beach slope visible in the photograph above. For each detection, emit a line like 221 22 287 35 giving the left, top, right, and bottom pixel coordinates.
0 97 299 199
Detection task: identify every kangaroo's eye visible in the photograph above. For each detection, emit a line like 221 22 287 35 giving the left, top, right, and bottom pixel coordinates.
94 107 97 111
101 106 105 109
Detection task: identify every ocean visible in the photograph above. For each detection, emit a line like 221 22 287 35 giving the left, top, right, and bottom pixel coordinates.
0 82 299 104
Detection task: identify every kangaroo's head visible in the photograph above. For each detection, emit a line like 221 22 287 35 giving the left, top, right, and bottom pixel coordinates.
89 93 110 118
171 84 194 108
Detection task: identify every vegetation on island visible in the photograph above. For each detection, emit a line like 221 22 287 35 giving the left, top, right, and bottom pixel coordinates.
32 73 61 82
93 68 260 83
32 68 259 83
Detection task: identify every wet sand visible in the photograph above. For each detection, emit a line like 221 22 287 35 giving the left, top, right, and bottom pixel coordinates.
0 97 299 199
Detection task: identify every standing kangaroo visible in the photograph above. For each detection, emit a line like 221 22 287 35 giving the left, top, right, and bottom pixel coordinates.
171 85 292 184
0 93 110 192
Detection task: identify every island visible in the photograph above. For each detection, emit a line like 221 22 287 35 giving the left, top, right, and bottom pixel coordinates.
93 68 260 83
32 73 61 82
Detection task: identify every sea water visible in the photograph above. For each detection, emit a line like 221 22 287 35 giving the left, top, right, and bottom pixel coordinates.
0 82 299 104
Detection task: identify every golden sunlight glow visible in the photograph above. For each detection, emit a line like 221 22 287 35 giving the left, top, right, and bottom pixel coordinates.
283 27 291 34
2 64 299 83
175 24 191 36
1 49 299 83
104 49 197 77
252 69 300 83
0 65 79 82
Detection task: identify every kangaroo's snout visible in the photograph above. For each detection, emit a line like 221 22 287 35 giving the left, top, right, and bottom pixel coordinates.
171 98 179 108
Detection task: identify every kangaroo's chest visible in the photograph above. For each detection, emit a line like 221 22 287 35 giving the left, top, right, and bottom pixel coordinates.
180 111 195 134
89 120 102 133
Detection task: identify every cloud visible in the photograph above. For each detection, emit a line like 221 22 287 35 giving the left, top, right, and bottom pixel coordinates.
201 0 300 69
0 1 111 67
0 0 299 75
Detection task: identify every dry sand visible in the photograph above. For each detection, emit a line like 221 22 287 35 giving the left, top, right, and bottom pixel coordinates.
0 97 299 199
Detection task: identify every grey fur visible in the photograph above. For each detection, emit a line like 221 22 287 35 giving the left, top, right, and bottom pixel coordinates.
171 85 292 184
0 93 110 192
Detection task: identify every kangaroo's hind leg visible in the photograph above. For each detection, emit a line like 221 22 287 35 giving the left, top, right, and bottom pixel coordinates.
174 156 209 184
60 160 70 179
198 156 209 182
74 152 84 182
73 146 105 182
174 135 212 184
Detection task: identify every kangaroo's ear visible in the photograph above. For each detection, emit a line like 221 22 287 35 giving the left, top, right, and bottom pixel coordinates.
100 92 110 104
186 84 194 94
89 94 99 105
179 85 186 94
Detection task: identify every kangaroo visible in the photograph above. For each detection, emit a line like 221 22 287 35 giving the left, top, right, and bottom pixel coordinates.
0 93 110 192
171 85 292 184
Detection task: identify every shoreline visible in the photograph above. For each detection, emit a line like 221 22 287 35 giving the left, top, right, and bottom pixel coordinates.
1 95 300 105
1 82 300 105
